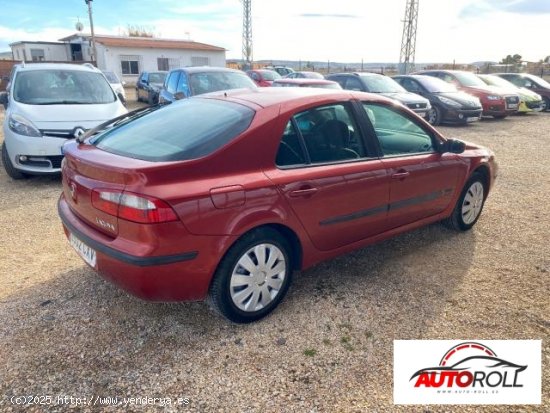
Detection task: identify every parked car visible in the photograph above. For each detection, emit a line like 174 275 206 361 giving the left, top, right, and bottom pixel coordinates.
327 72 431 117
136 71 167 105
102 70 126 104
284 71 324 79
158 67 257 104
0 63 127 179
493 73 550 112
415 70 519 118
58 87 496 323
393 75 482 125
265 66 295 77
246 69 281 87
272 78 342 89
477 74 543 114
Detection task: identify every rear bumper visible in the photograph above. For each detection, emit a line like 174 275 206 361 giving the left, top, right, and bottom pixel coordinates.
58 195 232 301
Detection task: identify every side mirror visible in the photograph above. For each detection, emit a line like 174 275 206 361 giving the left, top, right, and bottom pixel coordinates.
442 138 465 154
174 91 186 100
0 92 8 109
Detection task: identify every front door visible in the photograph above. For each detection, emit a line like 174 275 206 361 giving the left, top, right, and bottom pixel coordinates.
360 102 461 229
265 103 390 251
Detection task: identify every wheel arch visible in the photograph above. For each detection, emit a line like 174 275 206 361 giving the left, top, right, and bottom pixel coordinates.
471 164 491 195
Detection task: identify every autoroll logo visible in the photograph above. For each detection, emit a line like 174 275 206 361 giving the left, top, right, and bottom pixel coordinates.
394 340 541 405
411 341 525 390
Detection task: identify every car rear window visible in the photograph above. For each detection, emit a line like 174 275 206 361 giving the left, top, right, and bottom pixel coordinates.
94 99 255 162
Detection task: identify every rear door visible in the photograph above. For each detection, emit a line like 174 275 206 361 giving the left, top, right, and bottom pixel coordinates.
360 102 461 229
265 102 390 251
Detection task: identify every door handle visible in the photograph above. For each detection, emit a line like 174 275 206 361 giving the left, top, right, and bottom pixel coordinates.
392 170 410 179
289 187 318 197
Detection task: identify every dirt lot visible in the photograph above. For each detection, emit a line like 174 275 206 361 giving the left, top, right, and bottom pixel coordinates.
0 97 548 412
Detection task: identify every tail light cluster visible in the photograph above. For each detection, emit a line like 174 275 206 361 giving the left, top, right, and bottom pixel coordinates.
91 189 178 223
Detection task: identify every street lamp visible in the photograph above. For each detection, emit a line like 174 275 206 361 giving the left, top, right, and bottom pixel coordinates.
85 0 97 65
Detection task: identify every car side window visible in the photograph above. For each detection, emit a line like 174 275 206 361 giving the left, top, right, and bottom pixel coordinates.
276 121 307 167
402 78 422 93
362 103 435 156
344 77 364 91
176 72 190 96
166 72 180 94
294 104 367 164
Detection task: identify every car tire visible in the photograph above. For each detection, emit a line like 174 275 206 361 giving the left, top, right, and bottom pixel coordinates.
443 173 486 231
426 106 441 126
135 89 141 102
542 97 550 112
493 114 507 119
147 92 155 106
208 228 293 323
2 142 27 180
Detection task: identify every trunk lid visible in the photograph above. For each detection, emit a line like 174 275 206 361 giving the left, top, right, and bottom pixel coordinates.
62 140 151 237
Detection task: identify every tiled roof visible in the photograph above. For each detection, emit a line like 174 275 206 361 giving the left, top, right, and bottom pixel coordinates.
60 34 225 52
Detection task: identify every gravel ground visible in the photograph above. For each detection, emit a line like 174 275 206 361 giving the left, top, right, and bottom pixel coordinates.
0 92 548 412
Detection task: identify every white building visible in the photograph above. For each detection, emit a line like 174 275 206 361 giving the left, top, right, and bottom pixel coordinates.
10 34 227 83
10 41 68 62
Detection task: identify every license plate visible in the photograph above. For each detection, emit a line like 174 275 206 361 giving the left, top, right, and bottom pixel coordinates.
507 103 518 109
466 117 479 122
69 232 97 268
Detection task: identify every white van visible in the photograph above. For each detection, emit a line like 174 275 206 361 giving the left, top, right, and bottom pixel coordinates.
0 63 127 179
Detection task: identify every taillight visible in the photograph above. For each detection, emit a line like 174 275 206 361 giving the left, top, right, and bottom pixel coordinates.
91 189 178 223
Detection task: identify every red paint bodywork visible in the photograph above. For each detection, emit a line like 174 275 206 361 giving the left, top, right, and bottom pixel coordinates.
58 88 497 302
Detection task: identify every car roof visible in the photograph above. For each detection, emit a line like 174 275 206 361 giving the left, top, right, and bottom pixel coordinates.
273 78 336 85
172 66 244 74
198 86 394 109
14 63 101 72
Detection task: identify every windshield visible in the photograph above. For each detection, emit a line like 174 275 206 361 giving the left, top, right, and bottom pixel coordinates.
102 71 119 84
94 99 254 162
453 72 487 87
149 72 167 84
479 75 515 88
360 74 406 93
189 72 256 95
13 70 116 105
417 76 457 93
260 71 281 81
525 74 550 89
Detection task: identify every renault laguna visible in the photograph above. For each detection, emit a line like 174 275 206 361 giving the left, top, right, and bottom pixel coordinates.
58 88 497 323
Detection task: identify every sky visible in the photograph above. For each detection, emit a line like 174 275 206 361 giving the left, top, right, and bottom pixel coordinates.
0 0 549 63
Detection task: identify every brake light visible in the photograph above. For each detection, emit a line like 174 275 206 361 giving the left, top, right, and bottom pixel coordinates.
91 189 178 223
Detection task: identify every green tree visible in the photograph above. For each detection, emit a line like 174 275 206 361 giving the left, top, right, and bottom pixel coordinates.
500 54 522 64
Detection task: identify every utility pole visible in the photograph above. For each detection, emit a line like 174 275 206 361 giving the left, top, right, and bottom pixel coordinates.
398 0 419 74
85 0 98 65
242 0 253 70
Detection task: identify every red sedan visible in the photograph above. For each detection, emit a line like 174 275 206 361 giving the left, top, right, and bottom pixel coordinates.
246 69 281 87
58 88 497 323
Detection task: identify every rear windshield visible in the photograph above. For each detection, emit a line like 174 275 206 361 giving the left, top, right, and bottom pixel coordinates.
94 99 255 162
13 69 116 104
